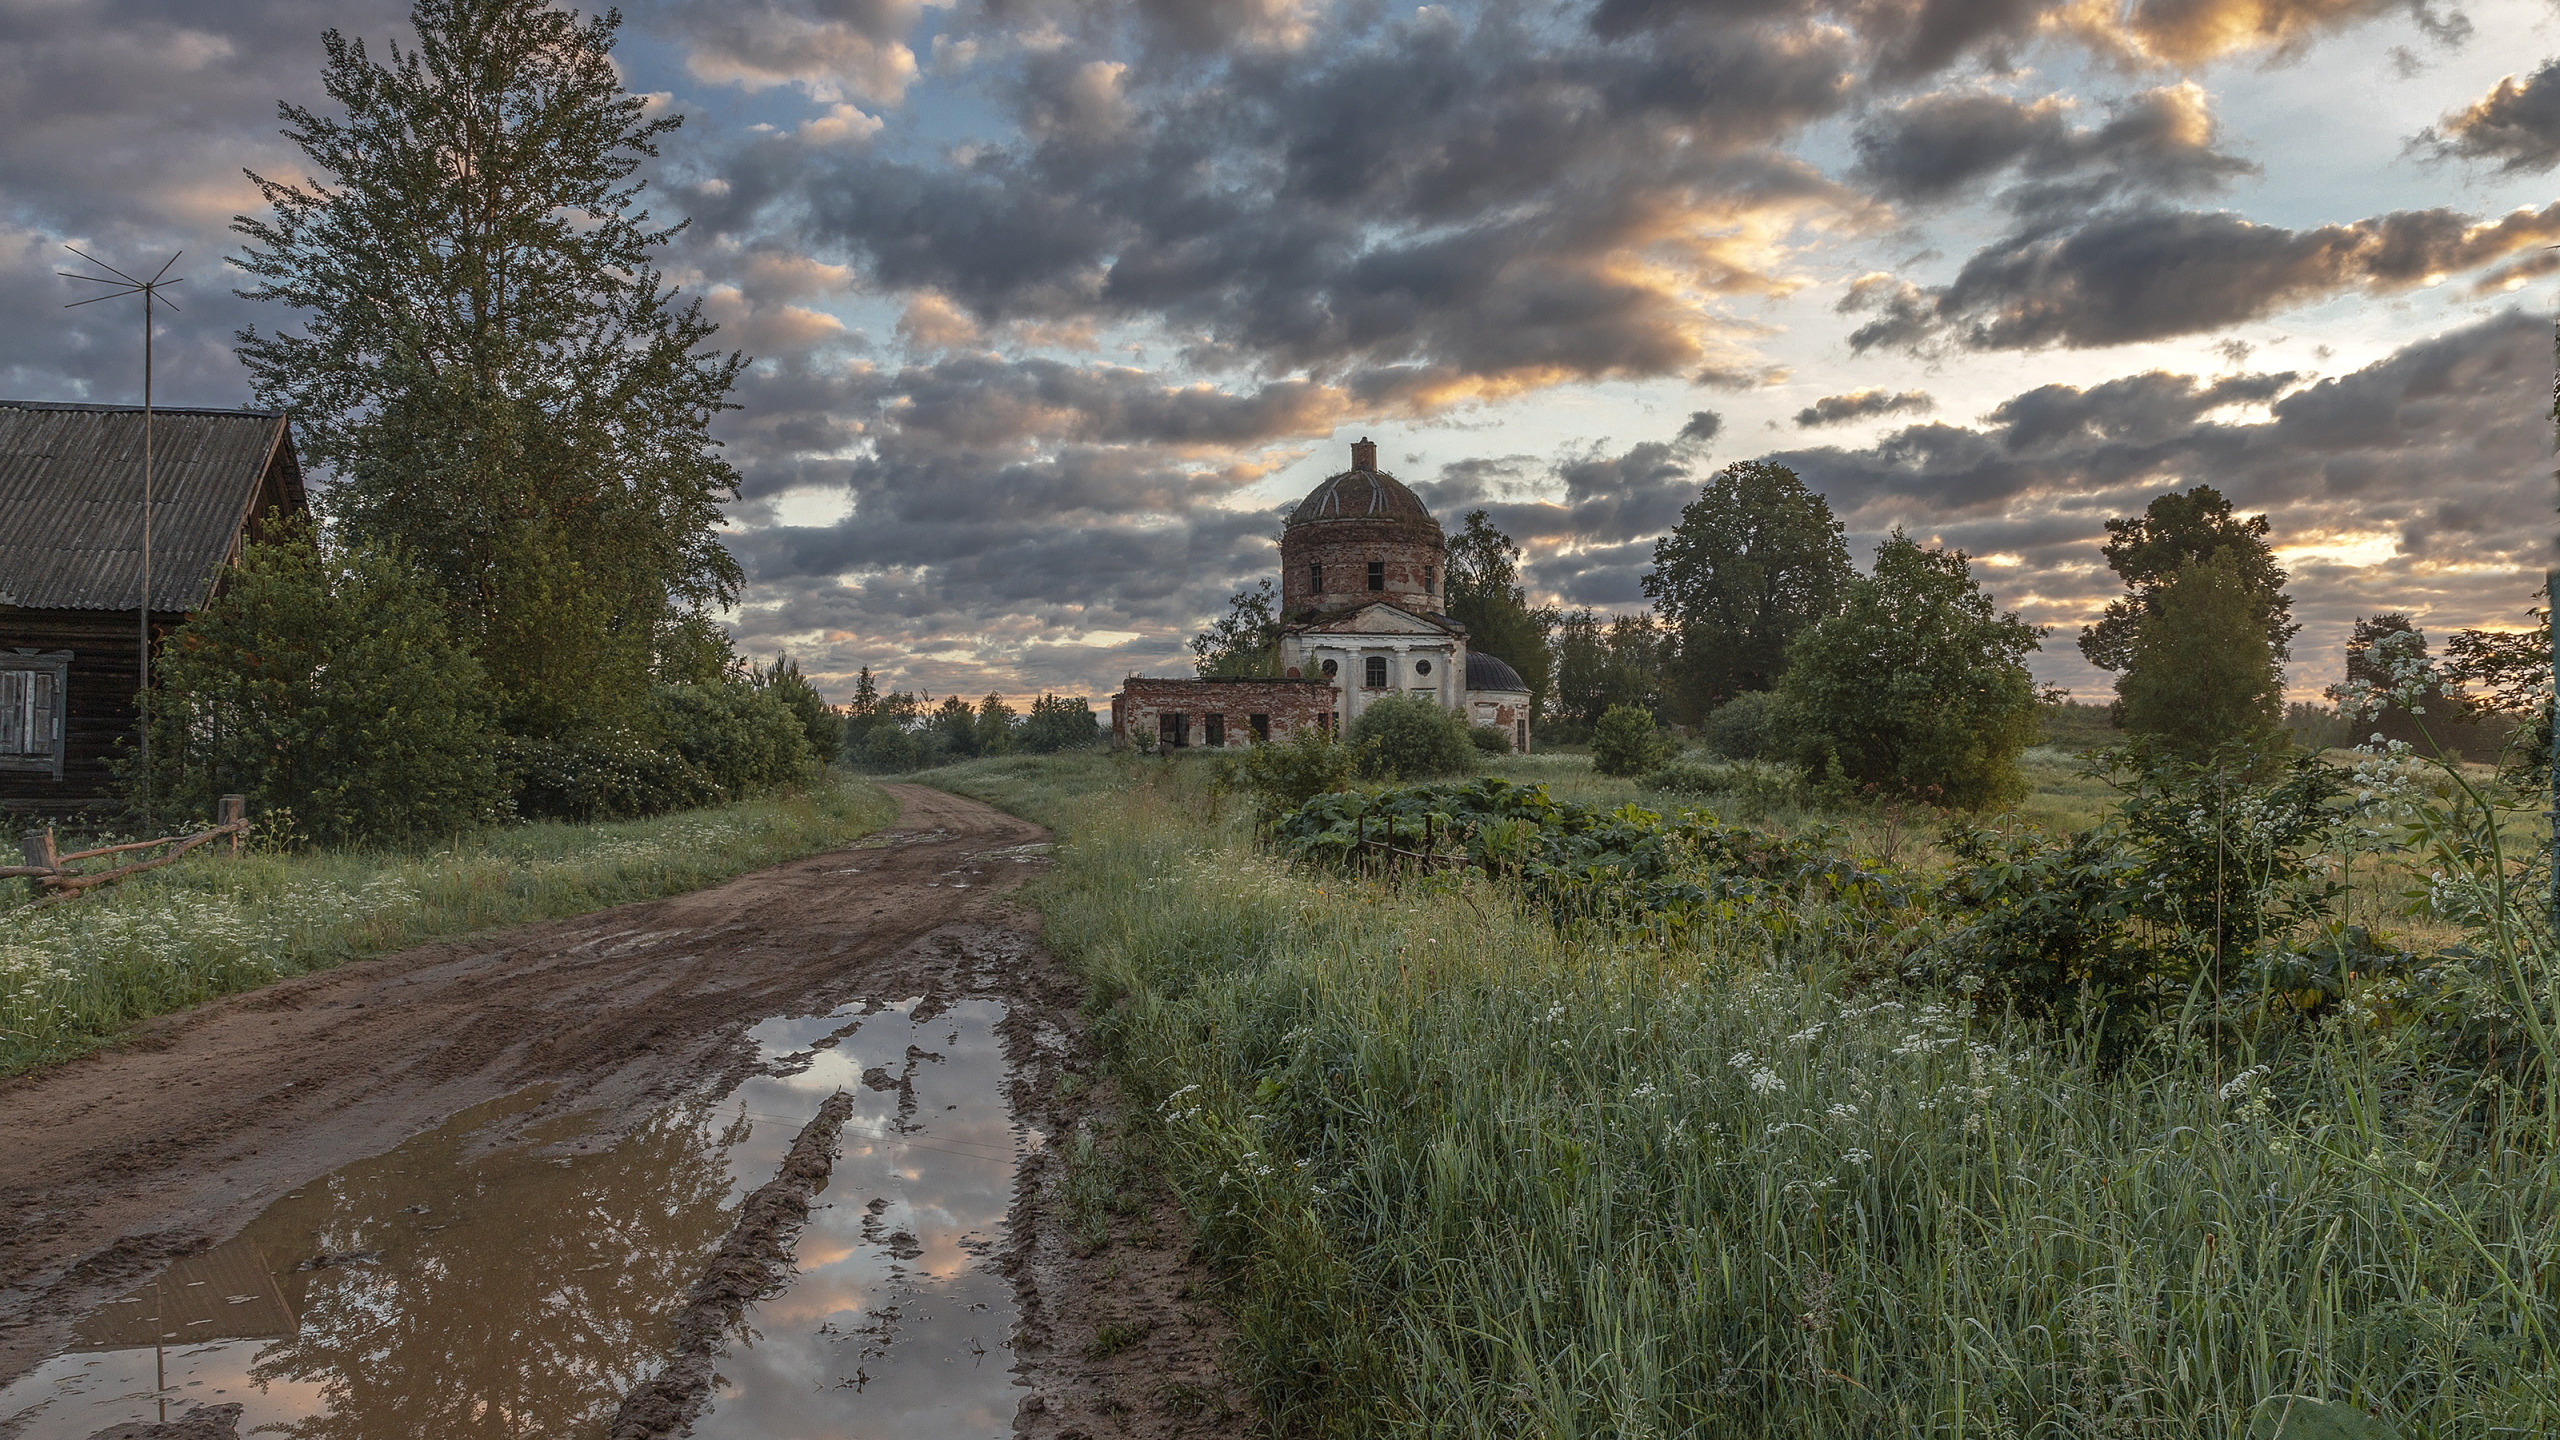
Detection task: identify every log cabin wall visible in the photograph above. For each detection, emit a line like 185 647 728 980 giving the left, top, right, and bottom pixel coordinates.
0 402 307 815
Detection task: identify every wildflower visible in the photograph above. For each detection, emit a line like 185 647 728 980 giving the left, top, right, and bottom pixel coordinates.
1749 1066 1785 1096
1825 1103 1858 1125
1841 1148 1872 1165
2216 1065 2269 1103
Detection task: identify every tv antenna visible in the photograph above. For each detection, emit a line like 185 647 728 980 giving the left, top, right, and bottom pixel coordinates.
60 246 183 826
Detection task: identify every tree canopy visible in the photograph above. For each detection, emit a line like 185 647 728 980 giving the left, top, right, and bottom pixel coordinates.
2080 485 2296 674
1642 461 1853 721
1551 610 1663 727
2117 554 2287 763
1191 578 1282 677
1444 510 1555 715
232 0 744 735
1779 532 2043 809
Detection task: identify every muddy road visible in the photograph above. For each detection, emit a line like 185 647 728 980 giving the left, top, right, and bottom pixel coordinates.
0 785 1249 1439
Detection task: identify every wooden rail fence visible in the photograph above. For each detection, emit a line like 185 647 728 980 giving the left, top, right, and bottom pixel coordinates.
8 795 249 900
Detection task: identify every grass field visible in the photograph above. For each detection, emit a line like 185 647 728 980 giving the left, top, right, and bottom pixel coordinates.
0 775 898 1076
930 750 2560 1439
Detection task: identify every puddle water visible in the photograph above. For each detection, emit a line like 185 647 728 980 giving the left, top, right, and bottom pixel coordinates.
1 1000 1027 1440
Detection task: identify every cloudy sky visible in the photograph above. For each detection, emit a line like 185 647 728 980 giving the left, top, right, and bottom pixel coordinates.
6 0 2556 704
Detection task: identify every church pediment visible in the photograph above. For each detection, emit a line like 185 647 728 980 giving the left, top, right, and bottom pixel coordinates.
1287 601 1461 637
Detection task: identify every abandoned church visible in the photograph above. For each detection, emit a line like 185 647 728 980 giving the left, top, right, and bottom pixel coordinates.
1111 438 1534 753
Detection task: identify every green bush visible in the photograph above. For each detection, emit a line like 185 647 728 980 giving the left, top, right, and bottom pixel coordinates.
1922 747 2350 1043
849 722 924 772
502 728 722 821
753 655 844 764
1020 693 1101 753
135 527 507 846
1347 695 1474 780
1234 723 1358 813
1467 723 1512 755
1642 757 1805 816
1590 703 1673 777
1702 690 1786 760
655 680 815 797
1778 531 2042 809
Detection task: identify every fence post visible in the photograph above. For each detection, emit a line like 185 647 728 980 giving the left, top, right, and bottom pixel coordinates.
21 827 55 898
219 795 245 856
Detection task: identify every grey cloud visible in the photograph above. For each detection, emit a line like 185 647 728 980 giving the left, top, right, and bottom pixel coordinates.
1403 436 1698 613
709 351 1372 691
2419 56 2560 173
773 4 1871 398
1851 201 2560 352
1678 410 1724 443
1770 309 2550 689
1853 83 2255 210
652 0 926 103
1794 387 1935 427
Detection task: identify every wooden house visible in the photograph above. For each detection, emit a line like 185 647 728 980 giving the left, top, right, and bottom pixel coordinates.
1 402 306 811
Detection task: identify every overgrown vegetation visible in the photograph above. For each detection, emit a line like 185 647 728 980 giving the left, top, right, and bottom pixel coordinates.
0 776 896 1076
932 693 2560 1436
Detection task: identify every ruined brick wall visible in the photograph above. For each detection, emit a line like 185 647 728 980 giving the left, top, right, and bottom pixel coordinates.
1278 518 1446 619
1112 677 1341 749
1466 693 1532 753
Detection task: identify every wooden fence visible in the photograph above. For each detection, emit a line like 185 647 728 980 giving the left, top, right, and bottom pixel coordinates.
6 795 249 900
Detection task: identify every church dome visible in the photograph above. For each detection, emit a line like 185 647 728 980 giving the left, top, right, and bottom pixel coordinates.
1277 437 1448 618
1466 651 1528 693
1283 437 1438 530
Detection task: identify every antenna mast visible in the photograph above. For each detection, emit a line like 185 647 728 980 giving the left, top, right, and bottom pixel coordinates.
60 246 184 827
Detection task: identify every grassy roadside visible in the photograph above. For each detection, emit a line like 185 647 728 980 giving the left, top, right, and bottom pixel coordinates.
930 753 2560 1438
0 775 899 1077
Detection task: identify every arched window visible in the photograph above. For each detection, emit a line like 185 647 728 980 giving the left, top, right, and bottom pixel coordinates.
1320 658 1338 679
1364 655 1388 689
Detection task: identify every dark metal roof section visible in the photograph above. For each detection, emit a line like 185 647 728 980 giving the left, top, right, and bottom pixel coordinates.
0 401 303 611
1466 650 1528 692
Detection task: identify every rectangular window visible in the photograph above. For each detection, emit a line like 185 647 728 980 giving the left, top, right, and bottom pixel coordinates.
1249 713 1269 742
1367 561 1385 591
1424 564 1435 594
0 652 69 780
1204 713 1225 747
1365 655 1388 688
1309 563 1324 595
1158 713 1190 748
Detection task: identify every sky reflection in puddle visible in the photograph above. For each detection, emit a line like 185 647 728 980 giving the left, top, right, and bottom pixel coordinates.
693 998 1022 1439
0 998 1023 1440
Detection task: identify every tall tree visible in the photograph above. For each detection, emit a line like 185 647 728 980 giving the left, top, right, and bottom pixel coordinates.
232 0 745 736
1551 610 1662 727
1779 532 2043 809
2117 554 2287 762
1443 510 1555 718
1191 579 1281 677
1642 461 1853 721
2080 485 2297 674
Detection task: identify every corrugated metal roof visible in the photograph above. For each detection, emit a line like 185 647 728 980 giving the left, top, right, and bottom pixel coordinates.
0 401 299 611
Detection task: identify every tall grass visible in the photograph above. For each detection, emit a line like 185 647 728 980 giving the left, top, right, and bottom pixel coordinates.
936 757 2558 1438
0 776 897 1076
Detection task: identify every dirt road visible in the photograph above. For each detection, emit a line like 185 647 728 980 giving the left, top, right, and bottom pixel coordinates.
0 785 1249 1437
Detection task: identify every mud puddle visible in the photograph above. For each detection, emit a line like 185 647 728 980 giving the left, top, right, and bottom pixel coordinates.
0 999 1028 1440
